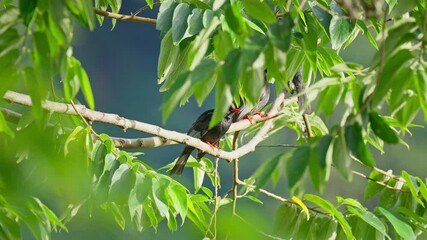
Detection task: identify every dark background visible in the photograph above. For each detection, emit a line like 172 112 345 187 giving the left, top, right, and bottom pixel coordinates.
55 2 427 239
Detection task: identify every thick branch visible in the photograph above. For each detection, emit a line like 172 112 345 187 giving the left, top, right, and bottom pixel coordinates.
93 8 157 25
3 91 287 161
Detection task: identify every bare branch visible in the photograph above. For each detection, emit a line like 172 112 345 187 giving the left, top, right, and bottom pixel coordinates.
94 8 156 25
3 91 289 161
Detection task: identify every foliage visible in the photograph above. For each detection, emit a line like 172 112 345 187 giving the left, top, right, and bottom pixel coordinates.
1 0 427 239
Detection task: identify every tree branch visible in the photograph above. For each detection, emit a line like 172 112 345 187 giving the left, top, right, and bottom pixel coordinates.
93 8 157 25
3 91 289 161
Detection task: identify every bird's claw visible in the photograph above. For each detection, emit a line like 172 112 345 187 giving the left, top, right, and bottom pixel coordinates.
254 111 265 117
204 141 221 150
244 115 255 124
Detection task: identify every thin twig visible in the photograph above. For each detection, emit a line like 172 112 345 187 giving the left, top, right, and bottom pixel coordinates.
256 144 298 148
302 113 313 139
232 159 239 215
70 100 99 139
231 131 240 215
236 179 328 216
352 170 409 192
93 8 156 25
131 2 161 17
350 155 405 183
298 0 307 10
206 158 220 239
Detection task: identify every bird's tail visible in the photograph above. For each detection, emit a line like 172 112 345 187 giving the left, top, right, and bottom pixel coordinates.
169 146 194 175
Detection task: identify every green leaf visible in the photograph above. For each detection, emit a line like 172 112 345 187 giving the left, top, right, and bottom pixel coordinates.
371 49 413 107
415 67 427 123
310 1 332 36
371 19 417 67
134 172 152 206
0 110 14 137
157 30 179 81
213 30 234 60
345 123 374 167
243 0 276 24
167 210 178 231
332 128 352 181
75 58 95 109
274 204 299 238
161 71 191 122
190 59 218 105
38 200 68 232
109 202 125 230
364 170 387 200
389 66 413 112
65 0 96 30
193 71 216 106
356 20 378 50
252 152 288 189
187 20 220 70
347 206 390 239
194 156 205 192
222 49 244 95
416 177 427 203
304 194 334 214
16 109 35 131
0 209 21 239
317 84 343 119
292 196 310 220
146 0 154 8
329 15 355 50
333 210 353 240
241 65 264 104
287 145 310 195
309 135 332 193
377 207 416 240
395 92 419 129
401 171 424 206
316 218 338 240
224 3 247 35
186 8 204 37
267 14 293 52
19 0 37 26
389 0 418 17
369 112 399 144
152 177 170 220
156 0 177 36
109 164 137 204
168 185 188 224
171 3 192 44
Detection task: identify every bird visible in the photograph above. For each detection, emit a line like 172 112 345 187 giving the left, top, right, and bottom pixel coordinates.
169 108 239 175
291 70 312 114
233 71 270 123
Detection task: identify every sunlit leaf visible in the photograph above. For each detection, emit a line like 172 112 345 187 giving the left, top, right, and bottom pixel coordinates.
243 0 276 24
292 196 310 220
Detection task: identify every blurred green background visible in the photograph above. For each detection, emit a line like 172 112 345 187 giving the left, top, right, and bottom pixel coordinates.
47 2 427 239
